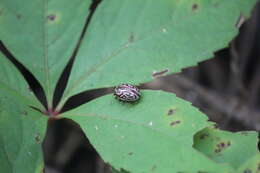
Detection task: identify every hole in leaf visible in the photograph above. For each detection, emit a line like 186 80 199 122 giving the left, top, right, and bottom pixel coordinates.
192 3 198 11
47 14 56 21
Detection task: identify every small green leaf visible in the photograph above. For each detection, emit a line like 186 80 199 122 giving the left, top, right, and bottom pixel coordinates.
193 127 259 169
63 91 233 173
0 53 47 173
0 87 47 173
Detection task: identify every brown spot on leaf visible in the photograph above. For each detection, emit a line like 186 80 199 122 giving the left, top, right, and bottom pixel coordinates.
167 109 176 116
151 165 157 171
47 14 56 21
170 120 181 126
16 14 22 19
192 4 198 11
215 141 231 153
128 152 133 155
129 33 134 43
214 148 221 153
21 111 28 116
218 142 225 148
227 141 231 146
152 69 169 78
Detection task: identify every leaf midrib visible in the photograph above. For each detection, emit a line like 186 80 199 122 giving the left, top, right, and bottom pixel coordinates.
43 0 50 104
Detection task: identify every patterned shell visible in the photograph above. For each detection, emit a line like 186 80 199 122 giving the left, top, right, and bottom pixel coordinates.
114 84 140 102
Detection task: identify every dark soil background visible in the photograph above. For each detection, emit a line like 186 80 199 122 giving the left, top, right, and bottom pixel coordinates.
43 2 260 173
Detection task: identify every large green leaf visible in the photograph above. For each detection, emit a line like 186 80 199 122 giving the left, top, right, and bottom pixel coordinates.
0 0 92 104
0 52 47 173
63 91 234 173
0 86 47 173
59 0 257 107
193 127 259 169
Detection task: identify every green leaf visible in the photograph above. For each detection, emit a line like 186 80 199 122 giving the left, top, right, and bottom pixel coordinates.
0 86 47 173
193 127 259 169
0 52 47 173
237 153 260 173
62 91 234 173
0 0 92 104
60 0 257 107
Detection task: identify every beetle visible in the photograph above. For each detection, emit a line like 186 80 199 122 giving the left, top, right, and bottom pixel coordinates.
114 84 141 102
